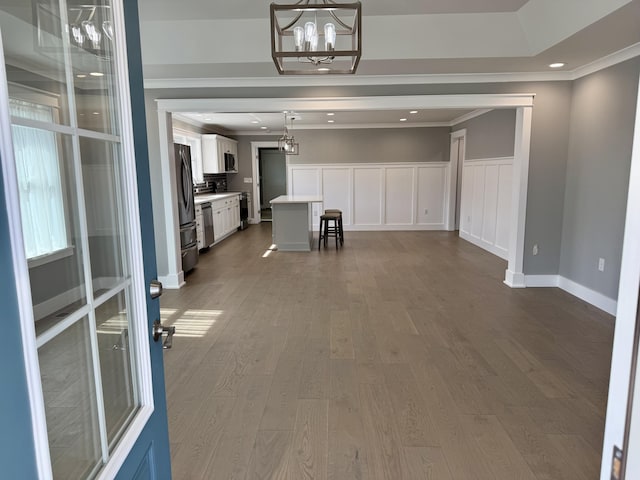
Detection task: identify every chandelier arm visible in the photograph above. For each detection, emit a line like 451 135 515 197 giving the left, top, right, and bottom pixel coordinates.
71 9 83 24
279 10 305 31
87 6 97 22
325 0 356 30
328 10 352 30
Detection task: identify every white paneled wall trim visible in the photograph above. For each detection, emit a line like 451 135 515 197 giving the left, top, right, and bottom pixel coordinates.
524 275 618 316
459 157 514 260
288 162 451 231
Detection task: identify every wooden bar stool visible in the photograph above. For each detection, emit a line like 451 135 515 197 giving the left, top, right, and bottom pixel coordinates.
319 212 341 249
324 209 344 245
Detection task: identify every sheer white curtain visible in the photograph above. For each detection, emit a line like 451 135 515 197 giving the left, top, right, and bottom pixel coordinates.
10 99 68 259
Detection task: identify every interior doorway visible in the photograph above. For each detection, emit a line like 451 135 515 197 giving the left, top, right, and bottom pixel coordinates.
258 148 287 222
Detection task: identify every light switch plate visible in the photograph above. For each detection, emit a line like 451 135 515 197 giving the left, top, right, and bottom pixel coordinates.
243 177 252 183
598 258 605 271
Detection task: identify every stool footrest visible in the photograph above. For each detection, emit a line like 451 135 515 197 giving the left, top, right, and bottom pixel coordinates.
319 212 344 249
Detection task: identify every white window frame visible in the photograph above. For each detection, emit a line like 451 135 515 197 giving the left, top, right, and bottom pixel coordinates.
9 86 74 267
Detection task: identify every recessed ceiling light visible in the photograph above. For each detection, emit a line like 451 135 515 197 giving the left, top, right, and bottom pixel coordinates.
328 120 335 123
400 118 407 122
260 126 268 130
76 74 87 78
409 110 418 114
92 112 100 115
251 120 259 124
549 62 566 69
317 67 330 72
327 112 335 116
89 72 104 77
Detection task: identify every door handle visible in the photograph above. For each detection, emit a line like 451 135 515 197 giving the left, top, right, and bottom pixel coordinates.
149 280 163 299
153 320 176 349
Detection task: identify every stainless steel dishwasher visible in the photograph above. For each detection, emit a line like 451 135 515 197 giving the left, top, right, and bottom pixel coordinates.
201 202 214 247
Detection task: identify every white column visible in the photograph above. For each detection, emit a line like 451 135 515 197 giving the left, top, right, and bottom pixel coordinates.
504 105 532 288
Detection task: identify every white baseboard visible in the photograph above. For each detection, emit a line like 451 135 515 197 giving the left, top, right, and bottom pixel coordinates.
311 223 447 232
525 275 559 287
504 270 526 288
33 285 85 321
459 230 509 260
558 276 617 316
159 272 185 290
524 274 617 316
33 277 137 321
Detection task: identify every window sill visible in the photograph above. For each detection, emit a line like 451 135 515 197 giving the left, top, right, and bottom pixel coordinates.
28 246 75 269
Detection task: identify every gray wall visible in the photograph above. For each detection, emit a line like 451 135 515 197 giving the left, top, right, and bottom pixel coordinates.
143 73 635 290
29 256 82 306
455 109 516 160
227 135 280 194
559 57 640 299
290 127 450 164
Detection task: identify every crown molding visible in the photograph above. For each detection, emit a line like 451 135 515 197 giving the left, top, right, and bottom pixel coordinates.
570 42 640 80
144 71 572 90
172 113 205 128
143 42 640 91
450 109 493 126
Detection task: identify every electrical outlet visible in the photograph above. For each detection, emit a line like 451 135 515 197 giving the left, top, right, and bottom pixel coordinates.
598 258 605 272
243 177 252 184
532 244 539 256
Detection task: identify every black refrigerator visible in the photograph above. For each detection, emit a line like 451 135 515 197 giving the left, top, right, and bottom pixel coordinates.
174 143 198 273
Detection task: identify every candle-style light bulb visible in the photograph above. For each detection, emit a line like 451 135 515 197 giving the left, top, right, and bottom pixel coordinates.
293 26 304 51
304 21 316 51
324 23 336 51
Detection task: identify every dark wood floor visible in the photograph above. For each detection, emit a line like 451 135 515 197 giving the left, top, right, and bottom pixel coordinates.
160 223 614 480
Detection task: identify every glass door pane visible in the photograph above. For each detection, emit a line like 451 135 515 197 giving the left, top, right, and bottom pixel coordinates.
1 0 144 477
39 317 102 479
95 291 137 448
80 137 128 295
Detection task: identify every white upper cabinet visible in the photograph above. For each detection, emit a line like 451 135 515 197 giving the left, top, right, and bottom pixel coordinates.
173 129 204 184
202 134 238 173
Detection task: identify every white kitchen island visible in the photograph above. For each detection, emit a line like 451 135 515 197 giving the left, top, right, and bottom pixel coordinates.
270 195 323 251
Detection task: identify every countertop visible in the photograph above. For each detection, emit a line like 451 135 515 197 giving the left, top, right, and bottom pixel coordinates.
194 192 242 205
270 195 323 204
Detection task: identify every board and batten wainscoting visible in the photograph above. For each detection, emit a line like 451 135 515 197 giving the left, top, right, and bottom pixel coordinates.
288 162 451 231
459 157 513 260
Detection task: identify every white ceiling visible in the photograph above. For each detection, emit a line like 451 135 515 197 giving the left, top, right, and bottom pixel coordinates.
140 0 530 21
142 0 640 131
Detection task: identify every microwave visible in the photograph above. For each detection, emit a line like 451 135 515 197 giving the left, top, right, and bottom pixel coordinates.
224 152 236 172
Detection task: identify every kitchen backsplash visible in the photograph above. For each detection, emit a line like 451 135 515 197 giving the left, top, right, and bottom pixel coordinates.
195 173 227 194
